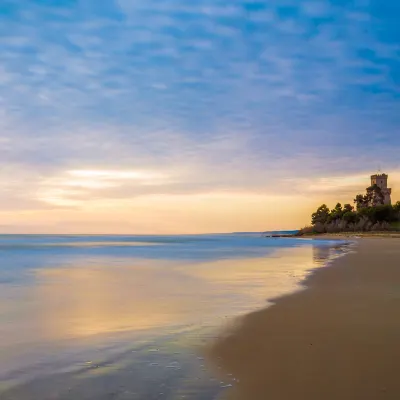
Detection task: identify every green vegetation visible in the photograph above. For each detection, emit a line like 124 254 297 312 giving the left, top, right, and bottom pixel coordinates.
299 192 400 235
391 221 400 230
354 184 385 209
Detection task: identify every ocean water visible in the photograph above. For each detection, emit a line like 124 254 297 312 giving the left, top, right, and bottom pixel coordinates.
0 234 348 399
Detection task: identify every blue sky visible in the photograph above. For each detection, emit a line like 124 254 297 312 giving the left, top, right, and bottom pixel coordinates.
0 0 399 232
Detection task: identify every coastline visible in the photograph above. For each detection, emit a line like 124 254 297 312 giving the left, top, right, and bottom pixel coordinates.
0 235 340 399
304 232 400 239
208 237 400 399
267 232 400 239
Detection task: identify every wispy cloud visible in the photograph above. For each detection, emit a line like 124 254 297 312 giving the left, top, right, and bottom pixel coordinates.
0 0 399 229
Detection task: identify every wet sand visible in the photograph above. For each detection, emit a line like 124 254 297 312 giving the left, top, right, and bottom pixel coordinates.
209 238 400 399
1 235 341 399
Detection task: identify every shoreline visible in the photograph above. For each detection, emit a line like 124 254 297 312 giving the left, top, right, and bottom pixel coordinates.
266 232 400 239
208 237 400 399
305 232 400 239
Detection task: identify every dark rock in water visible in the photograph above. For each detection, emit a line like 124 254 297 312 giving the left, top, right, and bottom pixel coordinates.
265 234 296 238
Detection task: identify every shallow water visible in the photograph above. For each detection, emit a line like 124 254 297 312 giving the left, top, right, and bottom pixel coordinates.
0 234 348 399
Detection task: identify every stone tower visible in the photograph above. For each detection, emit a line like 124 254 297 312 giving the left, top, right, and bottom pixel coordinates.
370 173 392 205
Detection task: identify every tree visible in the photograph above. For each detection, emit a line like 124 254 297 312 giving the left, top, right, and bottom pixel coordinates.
355 185 385 209
374 205 395 222
367 185 385 207
308 186 396 233
365 184 384 207
357 205 396 223
394 201 400 222
312 204 330 225
329 203 343 221
343 204 354 213
343 211 358 224
354 194 367 210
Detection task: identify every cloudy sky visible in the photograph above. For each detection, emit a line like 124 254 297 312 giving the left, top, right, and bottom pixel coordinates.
0 0 399 233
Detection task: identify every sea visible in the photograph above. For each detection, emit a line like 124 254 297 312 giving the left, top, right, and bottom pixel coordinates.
0 233 349 399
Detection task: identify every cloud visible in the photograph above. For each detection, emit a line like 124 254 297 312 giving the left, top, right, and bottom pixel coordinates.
0 0 399 227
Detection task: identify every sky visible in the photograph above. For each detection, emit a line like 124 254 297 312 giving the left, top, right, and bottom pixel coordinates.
0 0 399 234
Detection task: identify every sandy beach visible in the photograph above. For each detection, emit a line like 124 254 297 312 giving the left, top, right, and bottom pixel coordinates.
0 234 342 399
208 237 400 399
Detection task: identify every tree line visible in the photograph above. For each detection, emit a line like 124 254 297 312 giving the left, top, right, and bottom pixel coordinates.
299 184 400 234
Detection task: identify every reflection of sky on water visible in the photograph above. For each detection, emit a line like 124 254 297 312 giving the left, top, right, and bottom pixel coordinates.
0 234 341 282
1 330 226 400
0 234 349 396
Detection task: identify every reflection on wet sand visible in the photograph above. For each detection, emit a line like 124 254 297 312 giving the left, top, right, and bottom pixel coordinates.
0 238 347 399
0 333 223 400
10 247 321 343
34 261 194 338
312 243 347 266
206 242 392 400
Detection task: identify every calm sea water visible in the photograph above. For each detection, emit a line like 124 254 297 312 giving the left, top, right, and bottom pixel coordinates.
0 234 348 399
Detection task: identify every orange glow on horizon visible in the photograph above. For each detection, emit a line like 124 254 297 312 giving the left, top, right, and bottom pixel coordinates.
0 171 398 234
